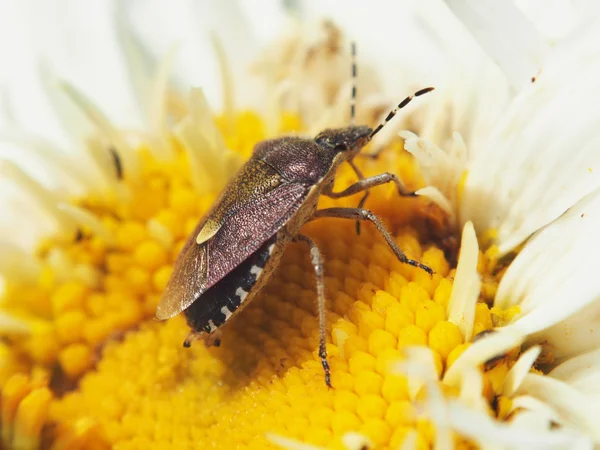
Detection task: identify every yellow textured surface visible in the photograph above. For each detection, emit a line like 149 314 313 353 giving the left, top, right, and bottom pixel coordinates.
0 111 512 449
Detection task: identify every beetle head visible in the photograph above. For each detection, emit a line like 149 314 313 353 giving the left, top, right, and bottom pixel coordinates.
314 126 372 157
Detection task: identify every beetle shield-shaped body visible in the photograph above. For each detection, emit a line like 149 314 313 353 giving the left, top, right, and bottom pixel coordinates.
156 127 372 337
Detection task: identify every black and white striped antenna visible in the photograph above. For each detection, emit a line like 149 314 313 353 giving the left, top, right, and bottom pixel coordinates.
368 87 435 140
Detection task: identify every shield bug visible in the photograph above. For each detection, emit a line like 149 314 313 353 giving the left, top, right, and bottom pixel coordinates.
156 43 434 387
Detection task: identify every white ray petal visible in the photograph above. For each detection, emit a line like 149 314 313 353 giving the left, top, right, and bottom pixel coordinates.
295 0 510 152
341 433 373 450
114 9 157 128
515 0 600 42
458 367 488 413
0 311 29 335
461 26 600 255
0 133 100 194
175 88 237 195
414 186 455 221
496 188 600 359
0 241 41 283
503 346 541 397
57 203 116 246
0 160 75 236
399 431 417 450
447 400 593 450
402 131 467 219
265 433 323 450
6 0 142 128
517 374 600 441
510 395 561 426
122 0 262 110
447 221 480 341
446 0 549 90
444 328 524 387
548 349 600 396
394 347 439 400
56 80 139 178
549 348 600 382
427 378 452 450
395 347 452 450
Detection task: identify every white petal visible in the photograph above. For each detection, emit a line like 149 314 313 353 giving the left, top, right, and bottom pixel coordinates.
517 373 600 441
503 346 541 397
298 0 510 151
265 433 323 450
0 311 30 335
458 367 488 413
3 0 142 128
57 203 116 246
461 26 600 255
394 347 439 400
496 188 600 359
549 349 600 396
447 400 593 450
514 0 600 42
414 186 455 221
122 0 263 109
444 328 523 387
446 0 549 90
0 241 41 283
341 433 373 450
402 131 467 217
510 395 561 426
447 221 480 341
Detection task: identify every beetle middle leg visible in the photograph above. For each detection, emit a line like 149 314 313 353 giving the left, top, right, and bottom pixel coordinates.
312 207 433 275
295 234 332 388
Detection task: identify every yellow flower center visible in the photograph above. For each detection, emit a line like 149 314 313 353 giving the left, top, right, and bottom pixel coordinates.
0 110 514 449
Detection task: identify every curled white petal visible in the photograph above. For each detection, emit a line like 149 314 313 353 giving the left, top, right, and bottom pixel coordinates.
447 400 593 449
461 26 600 255
447 221 480 341
496 188 600 359
444 328 524 387
510 395 561 427
517 374 600 441
503 346 541 397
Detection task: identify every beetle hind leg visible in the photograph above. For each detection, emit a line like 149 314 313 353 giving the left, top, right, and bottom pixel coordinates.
312 207 434 276
183 329 223 348
183 331 202 348
204 329 223 348
296 234 332 388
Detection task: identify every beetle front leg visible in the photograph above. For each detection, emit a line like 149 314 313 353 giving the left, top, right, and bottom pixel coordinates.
312 207 433 275
324 172 417 199
324 171 417 235
295 234 332 388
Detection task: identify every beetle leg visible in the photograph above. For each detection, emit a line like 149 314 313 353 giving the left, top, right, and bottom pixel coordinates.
183 329 223 348
348 160 367 235
204 329 223 348
312 207 433 276
325 172 416 237
183 330 203 348
324 172 416 199
295 234 332 388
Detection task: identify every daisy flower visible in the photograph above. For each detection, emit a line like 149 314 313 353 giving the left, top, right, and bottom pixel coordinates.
1 1 599 449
